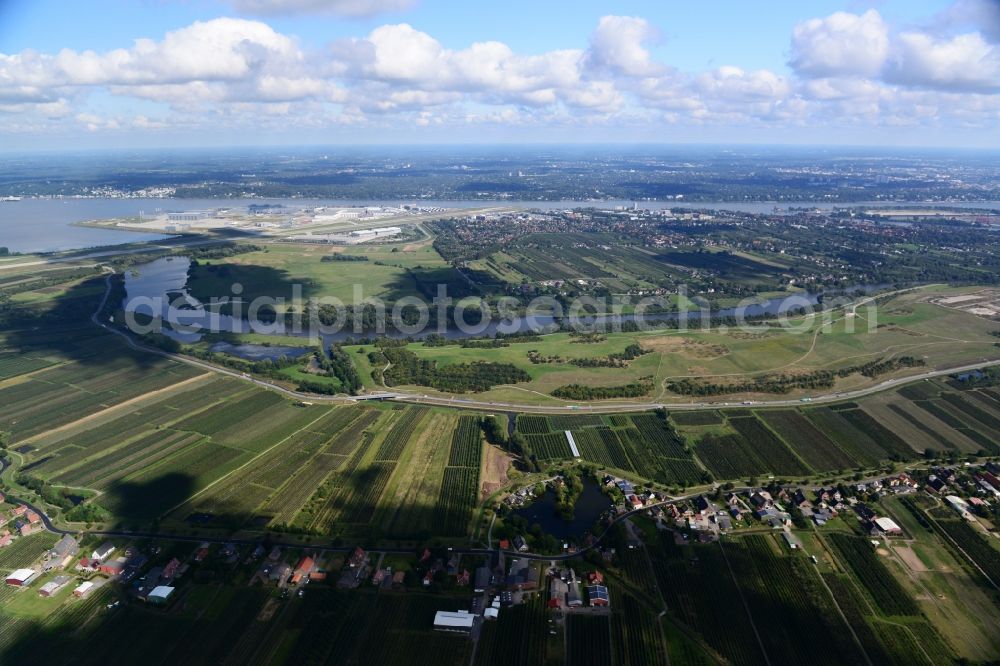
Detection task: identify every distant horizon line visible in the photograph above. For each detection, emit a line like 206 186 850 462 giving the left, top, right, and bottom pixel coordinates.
2 142 999 156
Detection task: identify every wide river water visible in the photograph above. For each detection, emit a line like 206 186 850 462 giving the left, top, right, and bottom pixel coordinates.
3 196 999 253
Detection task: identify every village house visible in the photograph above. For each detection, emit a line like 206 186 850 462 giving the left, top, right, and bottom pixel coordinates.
348 547 367 568
91 542 115 562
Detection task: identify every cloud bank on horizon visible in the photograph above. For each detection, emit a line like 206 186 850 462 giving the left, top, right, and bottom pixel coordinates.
0 0 998 148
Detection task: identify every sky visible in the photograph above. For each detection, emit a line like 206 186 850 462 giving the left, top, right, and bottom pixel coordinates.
0 0 998 150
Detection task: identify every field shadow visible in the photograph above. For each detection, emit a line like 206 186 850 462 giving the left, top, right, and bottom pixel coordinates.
1 274 166 368
100 472 197 527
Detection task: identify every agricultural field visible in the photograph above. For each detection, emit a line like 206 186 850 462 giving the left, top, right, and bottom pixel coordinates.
566 614 612 666
448 416 483 468
0 350 204 440
514 412 705 487
755 409 857 471
474 597 550 666
436 467 480 536
378 411 460 540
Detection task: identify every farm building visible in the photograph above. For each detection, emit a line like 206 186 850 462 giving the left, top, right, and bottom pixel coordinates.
782 532 804 550
6 569 38 586
945 496 973 519
874 517 903 536
49 535 79 563
586 584 609 607
507 559 538 591
91 542 115 561
147 586 175 604
433 610 476 633
73 581 95 597
39 576 72 597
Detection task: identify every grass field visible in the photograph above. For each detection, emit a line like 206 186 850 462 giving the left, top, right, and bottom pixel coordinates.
342 286 999 404
185 241 462 307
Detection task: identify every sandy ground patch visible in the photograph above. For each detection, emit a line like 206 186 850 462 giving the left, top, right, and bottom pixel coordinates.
894 545 929 572
256 598 280 622
480 444 513 501
643 336 729 359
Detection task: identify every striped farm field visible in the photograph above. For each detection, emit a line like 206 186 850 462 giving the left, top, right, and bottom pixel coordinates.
448 415 483 468
374 407 428 461
572 427 634 471
436 466 480 536
517 415 551 434
97 442 249 520
757 410 856 471
728 416 809 476
55 429 205 488
0 354 57 380
525 432 573 460
696 434 768 480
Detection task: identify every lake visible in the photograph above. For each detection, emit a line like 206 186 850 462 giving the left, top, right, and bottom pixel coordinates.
511 479 612 541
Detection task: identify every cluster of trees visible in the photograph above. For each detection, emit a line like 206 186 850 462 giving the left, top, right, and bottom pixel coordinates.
0 247 8 256
570 343 649 368
480 414 508 447
668 371 837 396
304 344 362 394
854 356 924 378
321 254 368 262
551 381 652 400
668 355 926 396
371 344 530 392
15 474 77 512
552 468 585 520
570 332 607 343
186 243 262 261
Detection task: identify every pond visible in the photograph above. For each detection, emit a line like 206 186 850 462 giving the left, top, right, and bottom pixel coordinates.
208 341 311 362
511 478 612 541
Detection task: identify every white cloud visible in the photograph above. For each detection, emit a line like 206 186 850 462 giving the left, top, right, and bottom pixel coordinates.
886 31 1000 92
695 67 790 101
789 10 889 78
334 23 600 109
2 9 1000 142
587 15 663 77
227 0 415 17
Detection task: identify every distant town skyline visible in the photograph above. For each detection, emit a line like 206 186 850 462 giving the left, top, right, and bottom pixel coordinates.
0 0 998 150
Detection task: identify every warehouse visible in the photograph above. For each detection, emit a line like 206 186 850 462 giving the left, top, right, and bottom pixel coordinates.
6 569 38 586
433 610 476 633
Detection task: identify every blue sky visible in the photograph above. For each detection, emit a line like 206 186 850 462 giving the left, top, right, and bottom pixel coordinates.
0 0 997 149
